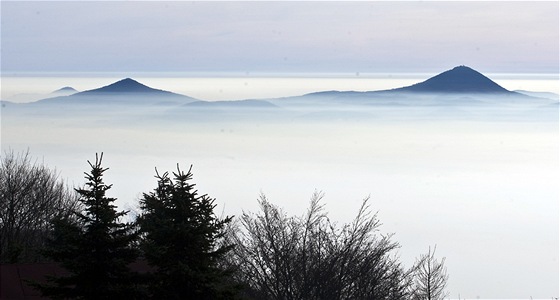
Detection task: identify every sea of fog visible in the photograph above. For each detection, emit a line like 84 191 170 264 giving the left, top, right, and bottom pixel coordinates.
1 74 558 298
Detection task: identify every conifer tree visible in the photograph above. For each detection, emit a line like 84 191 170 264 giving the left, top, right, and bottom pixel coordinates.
138 165 238 299
35 153 141 299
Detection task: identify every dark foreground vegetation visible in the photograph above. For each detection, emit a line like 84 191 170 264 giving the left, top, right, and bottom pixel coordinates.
0 150 448 300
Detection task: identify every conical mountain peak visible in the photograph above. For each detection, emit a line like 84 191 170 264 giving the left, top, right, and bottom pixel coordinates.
82 78 162 94
35 77 199 105
394 65 510 94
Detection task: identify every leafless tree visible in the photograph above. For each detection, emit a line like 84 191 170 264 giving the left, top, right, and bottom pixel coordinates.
0 150 80 263
411 246 449 300
224 192 414 300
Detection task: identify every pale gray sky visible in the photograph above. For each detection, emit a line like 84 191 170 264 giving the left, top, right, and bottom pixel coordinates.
1 1 558 74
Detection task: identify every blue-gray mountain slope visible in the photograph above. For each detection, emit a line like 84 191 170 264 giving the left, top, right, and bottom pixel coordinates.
389 65 510 94
34 78 198 106
272 66 550 108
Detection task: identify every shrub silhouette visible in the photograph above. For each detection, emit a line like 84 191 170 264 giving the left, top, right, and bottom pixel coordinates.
225 192 415 300
0 150 80 263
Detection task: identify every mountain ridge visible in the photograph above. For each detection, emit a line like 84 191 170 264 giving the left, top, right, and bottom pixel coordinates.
25 66 552 108
4 67 557 122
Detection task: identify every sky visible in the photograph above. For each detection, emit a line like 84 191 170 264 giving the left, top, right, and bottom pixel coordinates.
1 1 559 75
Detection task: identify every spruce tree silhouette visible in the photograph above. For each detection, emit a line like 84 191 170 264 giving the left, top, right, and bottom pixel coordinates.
138 165 238 299
34 153 141 299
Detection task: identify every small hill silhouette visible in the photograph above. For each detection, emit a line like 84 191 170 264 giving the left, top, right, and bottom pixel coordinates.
392 66 510 94
52 87 77 93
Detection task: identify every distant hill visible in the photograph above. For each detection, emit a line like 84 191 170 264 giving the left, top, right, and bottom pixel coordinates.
52 86 78 94
50 86 78 98
514 90 559 100
389 65 512 94
4 86 77 103
77 78 171 95
34 78 198 106
270 66 552 108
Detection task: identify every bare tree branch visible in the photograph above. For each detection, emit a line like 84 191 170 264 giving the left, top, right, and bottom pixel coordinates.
226 192 413 300
0 149 80 263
